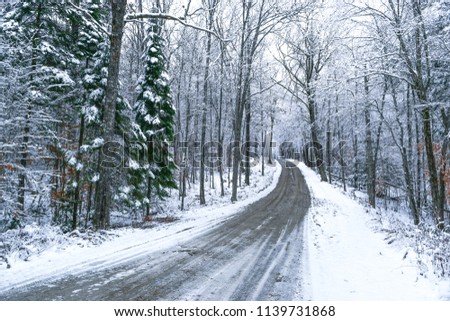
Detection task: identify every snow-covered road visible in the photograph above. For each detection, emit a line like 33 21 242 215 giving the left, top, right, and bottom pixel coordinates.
0 161 311 300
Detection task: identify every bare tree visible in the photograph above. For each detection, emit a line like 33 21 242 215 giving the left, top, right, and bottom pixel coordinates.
230 0 307 201
363 0 447 227
276 4 337 182
199 0 219 205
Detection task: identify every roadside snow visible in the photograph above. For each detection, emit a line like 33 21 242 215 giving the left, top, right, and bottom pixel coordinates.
297 162 450 300
0 162 281 293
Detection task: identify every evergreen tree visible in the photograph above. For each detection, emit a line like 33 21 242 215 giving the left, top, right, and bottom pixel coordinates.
131 24 177 217
64 1 110 230
69 1 132 229
1 1 76 227
1 1 132 230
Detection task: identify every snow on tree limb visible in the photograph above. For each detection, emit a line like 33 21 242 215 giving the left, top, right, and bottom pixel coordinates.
68 1 224 40
68 1 109 35
125 13 230 42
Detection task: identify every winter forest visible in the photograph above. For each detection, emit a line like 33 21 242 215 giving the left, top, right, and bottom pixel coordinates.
0 0 450 298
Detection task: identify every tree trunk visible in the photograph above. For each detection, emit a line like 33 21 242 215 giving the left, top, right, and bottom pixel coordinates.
307 93 327 182
70 0 83 231
145 176 152 217
326 96 332 183
218 54 225 197
18 110 30 216
261 102 265 177
94 0 127 230
415 110 422 210
401 147 420 224
422 103 442 226
262 134 265 176
181 75 193 210
326 130 332 184
335 91 346 191
268 115 274 165
199 1 218 205
438 108 449 227
72 116 85 230
364 74 376 208
85 182 93 229
199 54 210 204
244 89 251 186
175 62 184 198
209 94 215 190
231 2 249 203
231 117 243 202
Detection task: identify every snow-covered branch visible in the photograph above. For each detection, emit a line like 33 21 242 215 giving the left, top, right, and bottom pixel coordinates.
248 81 280 99
347 71 413 86
68 1 109 35
125 13 229 42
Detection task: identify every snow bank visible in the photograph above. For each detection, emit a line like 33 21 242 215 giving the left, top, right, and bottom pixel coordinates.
297 162 449 300
0 162 282 293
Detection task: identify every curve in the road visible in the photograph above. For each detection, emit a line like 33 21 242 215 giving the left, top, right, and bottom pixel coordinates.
1 160 311 301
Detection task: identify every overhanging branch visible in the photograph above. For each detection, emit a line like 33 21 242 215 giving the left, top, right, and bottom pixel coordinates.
126 13 230 42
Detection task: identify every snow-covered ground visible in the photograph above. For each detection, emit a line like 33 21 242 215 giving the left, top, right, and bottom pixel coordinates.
0 162 281 293
297 162 450 300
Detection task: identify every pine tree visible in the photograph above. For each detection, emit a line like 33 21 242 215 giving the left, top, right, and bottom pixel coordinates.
131 24 177 217
1 1 76 227
1 1 132 230
70 1 132 229
65 1 110 230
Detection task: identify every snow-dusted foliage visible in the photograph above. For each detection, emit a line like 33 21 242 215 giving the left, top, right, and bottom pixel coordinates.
128 24 177 217
0 1 135 231
0 223 119 269
375 213 450 279
1 1 78 227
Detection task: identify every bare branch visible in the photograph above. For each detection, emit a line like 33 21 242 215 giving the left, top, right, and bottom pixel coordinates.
126 13 230 42
248 81 281 99
274 77 307 108
347 70 413 86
